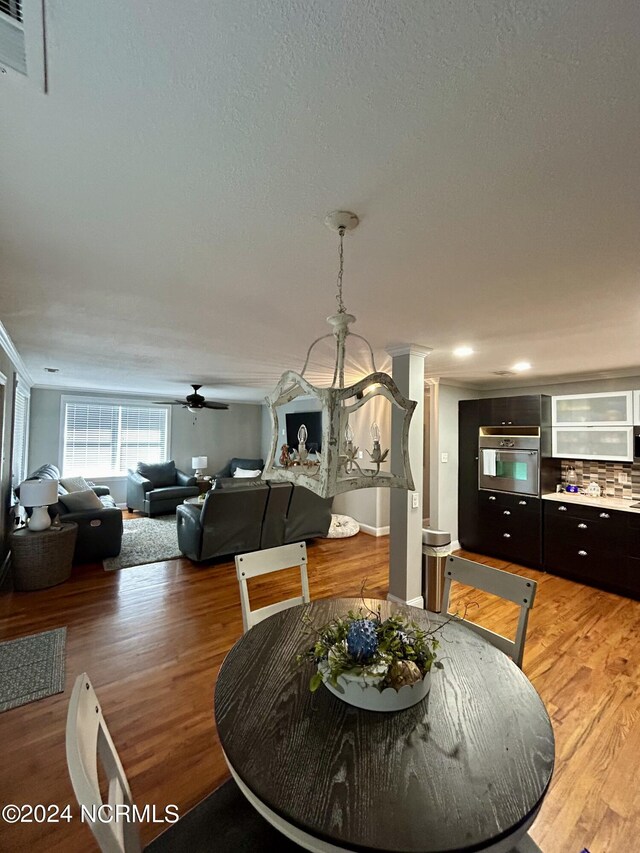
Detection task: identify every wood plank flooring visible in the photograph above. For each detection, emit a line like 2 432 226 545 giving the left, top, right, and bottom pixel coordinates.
0 527 638 852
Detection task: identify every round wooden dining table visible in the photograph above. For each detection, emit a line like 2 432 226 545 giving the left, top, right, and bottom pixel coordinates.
214 598 554 853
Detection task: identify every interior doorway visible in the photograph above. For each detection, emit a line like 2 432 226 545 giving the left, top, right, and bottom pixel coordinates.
422 387 430 526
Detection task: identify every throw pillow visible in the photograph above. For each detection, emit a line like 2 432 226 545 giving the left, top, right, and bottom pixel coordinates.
233 468 262 478
58 489 104 512
60 476 91 493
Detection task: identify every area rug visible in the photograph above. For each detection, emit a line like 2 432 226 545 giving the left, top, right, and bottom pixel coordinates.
0 628 67 713
104 515 181 571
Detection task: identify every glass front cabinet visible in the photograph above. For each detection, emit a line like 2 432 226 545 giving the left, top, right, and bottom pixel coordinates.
552 426 634 461
552 391 633 426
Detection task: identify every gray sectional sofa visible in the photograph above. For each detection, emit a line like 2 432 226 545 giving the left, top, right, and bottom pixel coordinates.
176 479 332 562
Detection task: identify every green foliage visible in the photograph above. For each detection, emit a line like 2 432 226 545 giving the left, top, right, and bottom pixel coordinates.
296 607 444 692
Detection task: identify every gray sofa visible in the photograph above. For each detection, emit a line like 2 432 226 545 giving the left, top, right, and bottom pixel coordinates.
127 461 199 516
176 480 332 562
16 464 123 563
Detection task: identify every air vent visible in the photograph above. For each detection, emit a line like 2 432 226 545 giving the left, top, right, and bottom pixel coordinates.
0 1 22 23
0 0 46 89
493 370 515 376
0 5 25 75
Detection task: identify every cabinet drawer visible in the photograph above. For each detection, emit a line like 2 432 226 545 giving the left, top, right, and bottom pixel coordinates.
479 508 541 564
480 492 540 514
543 538 610 584
544 501 624 525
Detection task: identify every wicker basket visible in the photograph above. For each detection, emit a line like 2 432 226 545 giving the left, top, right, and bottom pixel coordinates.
10 523 78 591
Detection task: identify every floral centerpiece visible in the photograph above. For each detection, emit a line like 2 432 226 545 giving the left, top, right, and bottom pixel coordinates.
297 606 444 712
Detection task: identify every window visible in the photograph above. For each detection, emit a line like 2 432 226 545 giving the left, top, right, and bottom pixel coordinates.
61 397 170 477
11 381 29 486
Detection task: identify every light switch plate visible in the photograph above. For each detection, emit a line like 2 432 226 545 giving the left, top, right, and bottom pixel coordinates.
411 492 420 509
441 452 449 463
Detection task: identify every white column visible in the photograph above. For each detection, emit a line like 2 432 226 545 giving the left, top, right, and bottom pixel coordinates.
386 344 431 606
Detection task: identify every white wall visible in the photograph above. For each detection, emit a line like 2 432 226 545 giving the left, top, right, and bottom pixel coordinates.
28 388 263 504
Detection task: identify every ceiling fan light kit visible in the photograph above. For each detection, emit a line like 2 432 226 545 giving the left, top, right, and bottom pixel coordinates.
262 211 416 500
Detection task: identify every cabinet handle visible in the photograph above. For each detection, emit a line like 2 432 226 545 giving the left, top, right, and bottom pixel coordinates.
501 421 506 425
489 496 496 501
508 421 512 425
578 550 587 557
558 506 567 511
599 512 610 519
503 533 511 538
519 500 527 505
503 510 511 515
578 523 587 529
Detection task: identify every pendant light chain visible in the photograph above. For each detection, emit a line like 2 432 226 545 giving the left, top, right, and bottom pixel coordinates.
335 226 346 314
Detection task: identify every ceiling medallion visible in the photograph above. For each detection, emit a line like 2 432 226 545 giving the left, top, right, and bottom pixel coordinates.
262 211 416 499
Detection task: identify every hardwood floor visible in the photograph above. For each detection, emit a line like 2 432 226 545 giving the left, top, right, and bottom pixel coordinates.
0 528 638 852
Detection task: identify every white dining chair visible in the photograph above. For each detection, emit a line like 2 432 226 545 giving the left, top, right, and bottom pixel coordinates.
235 542 309 633
442 554 537 669
65 673 303 852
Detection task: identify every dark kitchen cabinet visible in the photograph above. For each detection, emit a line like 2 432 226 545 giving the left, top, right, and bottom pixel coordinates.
458 399 480 552
478 492 542 567
479 395 551 429
543 501 639 598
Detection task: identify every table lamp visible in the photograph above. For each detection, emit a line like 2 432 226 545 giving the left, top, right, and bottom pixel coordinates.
192 456 208 478
19 479 59 531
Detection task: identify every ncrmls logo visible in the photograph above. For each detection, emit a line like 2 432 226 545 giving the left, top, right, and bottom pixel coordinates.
82 805 179 824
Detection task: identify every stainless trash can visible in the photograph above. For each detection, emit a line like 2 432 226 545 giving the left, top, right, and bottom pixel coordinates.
422 528 452 613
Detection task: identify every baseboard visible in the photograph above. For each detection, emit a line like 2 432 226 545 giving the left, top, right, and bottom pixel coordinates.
358 523 390 537
387 593 425 609
450 539 461 552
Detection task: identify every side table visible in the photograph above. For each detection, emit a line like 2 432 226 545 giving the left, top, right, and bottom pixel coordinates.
10 523 78 591
196 479 212 495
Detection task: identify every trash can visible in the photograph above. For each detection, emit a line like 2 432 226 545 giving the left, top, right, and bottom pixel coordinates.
422 528 452 613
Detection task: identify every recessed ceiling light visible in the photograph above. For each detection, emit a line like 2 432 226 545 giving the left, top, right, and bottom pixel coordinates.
512 361 531 372
453 346 474 358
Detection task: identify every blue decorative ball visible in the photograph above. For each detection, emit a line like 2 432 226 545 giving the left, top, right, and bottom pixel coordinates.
346 619 379 662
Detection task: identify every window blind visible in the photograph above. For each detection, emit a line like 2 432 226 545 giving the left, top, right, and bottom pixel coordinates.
62 400 169 477
11 385 29 485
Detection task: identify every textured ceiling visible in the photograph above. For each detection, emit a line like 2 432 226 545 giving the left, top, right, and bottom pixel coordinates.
1 0 639 402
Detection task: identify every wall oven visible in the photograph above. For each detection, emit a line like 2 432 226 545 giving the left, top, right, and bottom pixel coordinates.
634 426 640 462
478 431 540 497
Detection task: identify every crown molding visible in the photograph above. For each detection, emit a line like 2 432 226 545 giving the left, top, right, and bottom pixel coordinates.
386 344 433 359
0 321 33 387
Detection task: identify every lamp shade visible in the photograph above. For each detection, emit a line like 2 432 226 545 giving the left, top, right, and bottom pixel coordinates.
19 479 59 507
192 456 207 469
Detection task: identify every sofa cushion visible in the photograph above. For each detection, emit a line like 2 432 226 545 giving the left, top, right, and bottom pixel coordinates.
59 489 104 512
60 476 92 493
147 485 198 502
137 461 176 487
229 458 264 476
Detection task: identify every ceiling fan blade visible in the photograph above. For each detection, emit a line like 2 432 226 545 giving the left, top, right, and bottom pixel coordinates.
152 400 183 405
202 401 229 410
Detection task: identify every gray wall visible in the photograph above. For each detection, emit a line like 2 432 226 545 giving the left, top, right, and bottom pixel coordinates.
28 388 263 504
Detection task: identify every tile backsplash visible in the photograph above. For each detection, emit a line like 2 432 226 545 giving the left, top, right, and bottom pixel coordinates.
560 460 640 499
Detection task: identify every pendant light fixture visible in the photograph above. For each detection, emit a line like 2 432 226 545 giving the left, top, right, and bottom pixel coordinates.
262 211 416 499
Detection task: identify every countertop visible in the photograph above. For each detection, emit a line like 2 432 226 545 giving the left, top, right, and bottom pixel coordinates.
542 491 640 515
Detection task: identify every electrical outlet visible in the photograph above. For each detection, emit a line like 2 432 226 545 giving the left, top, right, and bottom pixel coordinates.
411 492 420 509
618 471 630 485
441 452 449 463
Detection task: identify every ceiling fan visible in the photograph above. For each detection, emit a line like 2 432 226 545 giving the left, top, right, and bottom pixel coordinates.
153 384 229 412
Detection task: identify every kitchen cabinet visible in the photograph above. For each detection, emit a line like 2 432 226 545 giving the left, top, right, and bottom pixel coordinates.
552 391 633 426
479 395 550 428
543 501 639 598
552 426 633 461
458 399 481 552
634 391 640 425
477 491 541 567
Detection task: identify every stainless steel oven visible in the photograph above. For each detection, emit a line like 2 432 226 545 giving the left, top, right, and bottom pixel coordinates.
478 433 540 496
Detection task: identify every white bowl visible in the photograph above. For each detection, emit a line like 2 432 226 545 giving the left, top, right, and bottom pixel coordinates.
318 662 431 712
